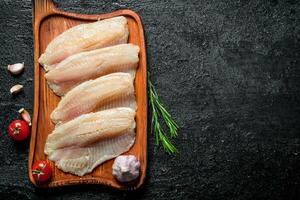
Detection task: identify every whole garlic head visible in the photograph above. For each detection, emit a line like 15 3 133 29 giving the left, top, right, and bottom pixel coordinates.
112 155 140 182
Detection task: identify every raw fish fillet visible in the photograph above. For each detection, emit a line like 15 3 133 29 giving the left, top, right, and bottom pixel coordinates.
45 107 135 154
39 16 129 71
51 72 136 124
45 44 140 96
45 108 136 176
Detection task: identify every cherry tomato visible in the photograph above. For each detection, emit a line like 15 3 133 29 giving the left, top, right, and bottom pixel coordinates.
7 119 30 141
32 160 52 182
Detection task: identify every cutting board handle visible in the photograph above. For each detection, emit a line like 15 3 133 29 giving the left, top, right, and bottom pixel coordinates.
33 0 57 23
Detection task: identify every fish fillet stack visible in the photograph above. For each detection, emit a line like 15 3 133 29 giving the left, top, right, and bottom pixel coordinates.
40 16 140 176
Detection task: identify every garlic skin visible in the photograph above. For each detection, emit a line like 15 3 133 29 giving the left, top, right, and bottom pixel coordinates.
10 84 24 95
18 108 31 126
7 63 24 75
112 155 140 182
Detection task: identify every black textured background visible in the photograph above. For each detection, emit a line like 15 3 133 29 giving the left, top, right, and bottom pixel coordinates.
0 0 300 199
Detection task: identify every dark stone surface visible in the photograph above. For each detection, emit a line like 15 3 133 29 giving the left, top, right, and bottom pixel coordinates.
0 0 300 199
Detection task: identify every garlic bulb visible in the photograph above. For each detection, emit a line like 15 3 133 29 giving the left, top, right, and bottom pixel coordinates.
7 63 24 75
112 155 140 182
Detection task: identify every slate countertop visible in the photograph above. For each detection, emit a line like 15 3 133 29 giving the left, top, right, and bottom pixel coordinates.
0 0 299 199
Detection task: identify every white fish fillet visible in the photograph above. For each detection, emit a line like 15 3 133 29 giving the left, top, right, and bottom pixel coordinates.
45 108 136 176
45 107 136 154
39 16 129 70
51 72 136 124
45 44 140 96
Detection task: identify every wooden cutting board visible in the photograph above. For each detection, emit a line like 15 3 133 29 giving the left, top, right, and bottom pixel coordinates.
28 0 147 189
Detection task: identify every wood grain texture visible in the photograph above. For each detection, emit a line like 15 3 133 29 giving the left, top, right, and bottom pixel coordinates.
28 0 147 189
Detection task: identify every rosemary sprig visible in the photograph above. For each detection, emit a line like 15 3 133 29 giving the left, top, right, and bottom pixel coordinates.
148 72 179 154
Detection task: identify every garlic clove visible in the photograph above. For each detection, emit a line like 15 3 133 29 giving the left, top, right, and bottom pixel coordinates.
7 63 24 75
10 84 24 95
18 108 32 126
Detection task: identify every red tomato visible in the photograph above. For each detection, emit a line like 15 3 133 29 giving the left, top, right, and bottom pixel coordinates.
32 160 52 182
7 119 30 141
